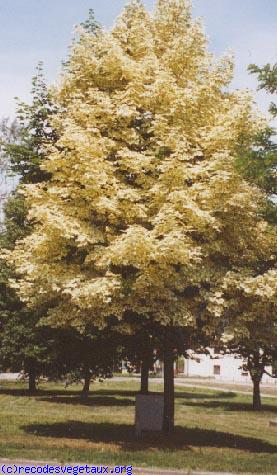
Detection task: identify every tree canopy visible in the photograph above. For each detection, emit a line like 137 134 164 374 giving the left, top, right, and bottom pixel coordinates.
4 0 274 341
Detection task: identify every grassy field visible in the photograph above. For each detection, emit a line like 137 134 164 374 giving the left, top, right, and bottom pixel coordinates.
0 380 276 473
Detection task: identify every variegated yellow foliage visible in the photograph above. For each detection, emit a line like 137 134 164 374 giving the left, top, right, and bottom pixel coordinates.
4 0 276 331
206 266 277 345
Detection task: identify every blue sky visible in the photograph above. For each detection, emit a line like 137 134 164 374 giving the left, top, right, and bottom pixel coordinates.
0 0 276 120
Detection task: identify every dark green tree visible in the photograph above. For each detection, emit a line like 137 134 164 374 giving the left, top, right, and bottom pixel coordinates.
58 325 119 397
248 62 277 116
1 11 120 395
80 8 101 35
236 62 276 224
0 64 60 392
4 62 57 184
228 62 277 409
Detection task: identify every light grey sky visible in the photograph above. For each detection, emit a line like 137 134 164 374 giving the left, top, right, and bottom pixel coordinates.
0 0 276 121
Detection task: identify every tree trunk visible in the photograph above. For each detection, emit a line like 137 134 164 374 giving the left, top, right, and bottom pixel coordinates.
81 367 91 398
140 359 149 394
163 332 174 434
250 353 263 411
252 378 262 410
28 369 37 394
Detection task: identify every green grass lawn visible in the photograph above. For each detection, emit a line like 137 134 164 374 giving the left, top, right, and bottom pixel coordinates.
0 380 276 473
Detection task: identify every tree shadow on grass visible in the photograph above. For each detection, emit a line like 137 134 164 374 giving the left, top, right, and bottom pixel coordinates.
182 399 277 413
176 390 236 399
39 391 222 407
0 387 138 399
0 387 77 398
22 421 277 454
38 396 134 407
0 386 234 404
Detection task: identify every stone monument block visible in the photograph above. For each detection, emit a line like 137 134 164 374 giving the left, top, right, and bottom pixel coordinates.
135 393 164 436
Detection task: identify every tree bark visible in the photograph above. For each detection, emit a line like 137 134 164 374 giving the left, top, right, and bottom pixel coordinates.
140 359 149 394
81 367 91 398
250 353 263 411
163 331 174 434
252 377 262 410
28 369 37 394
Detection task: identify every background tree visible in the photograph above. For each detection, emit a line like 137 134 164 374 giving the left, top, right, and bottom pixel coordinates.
0 118 20 155
3 62 57 184
0 118 20 227
236 62 277 224
0 12 120 395
119 316 161 394
212 61 277 410
248 62 277 117
5 0 274 432
207 267 277 410
58 324 119 397
0 64 60 392
79 8 101 35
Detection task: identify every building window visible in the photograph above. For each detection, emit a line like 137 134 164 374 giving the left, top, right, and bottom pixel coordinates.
213 365 221 375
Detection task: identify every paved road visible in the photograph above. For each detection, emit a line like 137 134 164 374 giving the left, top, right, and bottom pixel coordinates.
112 377 277 398
174 380 277 398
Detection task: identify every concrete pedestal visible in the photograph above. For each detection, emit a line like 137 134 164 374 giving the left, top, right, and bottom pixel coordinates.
135 393 164 436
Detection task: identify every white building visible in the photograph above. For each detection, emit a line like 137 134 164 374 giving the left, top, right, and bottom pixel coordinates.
174 350 277 385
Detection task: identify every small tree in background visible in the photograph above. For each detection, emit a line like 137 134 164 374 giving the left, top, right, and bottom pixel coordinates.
207 267 277 410
236 62 277 224
119 316 161 393
51 324 118 397
214 61 277 411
